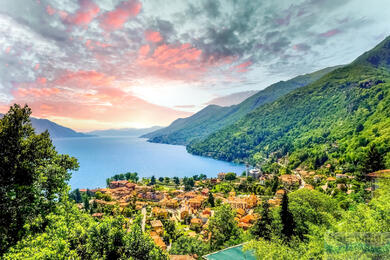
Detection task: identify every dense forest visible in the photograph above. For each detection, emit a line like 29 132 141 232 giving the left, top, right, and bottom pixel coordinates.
188 36 390 175
143 66 339 145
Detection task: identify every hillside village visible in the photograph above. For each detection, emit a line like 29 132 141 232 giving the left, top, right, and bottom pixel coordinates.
75 165 374 257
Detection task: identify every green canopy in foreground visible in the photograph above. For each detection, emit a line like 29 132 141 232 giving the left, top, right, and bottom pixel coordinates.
203 244 256 260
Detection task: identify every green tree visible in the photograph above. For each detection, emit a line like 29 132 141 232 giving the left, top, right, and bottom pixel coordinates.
251 201 272 240
170 236 208 257
159 177 164 182
150 176 156 186
173 177 180 185
208 192 215 207
0 104 79 254
208 204 241 250
225 172 237 181
280 193 296 241
164 177 170 184
363 144 385 174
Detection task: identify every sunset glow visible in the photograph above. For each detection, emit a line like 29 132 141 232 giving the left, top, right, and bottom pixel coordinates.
1 0 389 131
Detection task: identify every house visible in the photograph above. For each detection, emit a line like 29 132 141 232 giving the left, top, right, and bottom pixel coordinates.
200 213 209 224
238 222 250 230
217 172 226 180
92 213 103 218
152 207 168 219
240 214 256 224
201 188 209 196
151 234 166 250
190 218 202 230
279 174 301 188
150 220 164 235
249 168 261 179
275 189 286 199
303 184 314 190
180 208 189 220
109 180 129 189
236 208 245 218
326 177 336 182
228 197 248 210
246 194 258 208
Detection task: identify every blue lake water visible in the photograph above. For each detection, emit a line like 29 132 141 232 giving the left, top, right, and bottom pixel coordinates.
52 136 245 189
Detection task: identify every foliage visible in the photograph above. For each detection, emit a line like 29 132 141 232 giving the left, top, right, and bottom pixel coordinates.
106 172 139 186
208 204 242 250
250 201 272 240
280 192 296 241
0 104 79 254
225 172 237 181
208 192 215 207
170 235 209 257
188 37 390 173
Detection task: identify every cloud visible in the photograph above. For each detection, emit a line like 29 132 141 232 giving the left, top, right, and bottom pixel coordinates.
0 0 389 130
99 0 142 31
64 0 100 26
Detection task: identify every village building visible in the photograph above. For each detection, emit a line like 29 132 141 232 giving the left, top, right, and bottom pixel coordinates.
152 207 168 219
150 220 164 235
279 174 301 188
109 180 129 189
217 172 227 180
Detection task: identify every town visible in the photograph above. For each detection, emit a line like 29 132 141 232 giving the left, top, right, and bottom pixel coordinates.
70 164 377 259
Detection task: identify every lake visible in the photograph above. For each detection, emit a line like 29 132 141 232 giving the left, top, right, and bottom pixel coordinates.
52 136 245 189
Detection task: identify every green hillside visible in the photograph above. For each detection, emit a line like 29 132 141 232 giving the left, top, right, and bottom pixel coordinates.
188 36 390 173
143 66 339 145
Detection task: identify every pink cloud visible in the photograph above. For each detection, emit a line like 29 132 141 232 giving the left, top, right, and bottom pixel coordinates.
46 5 56 16
319 29 340 38
235 60 252 73
34 64 40 70
145 31 163 43
99 0 142 31
65 0 100 26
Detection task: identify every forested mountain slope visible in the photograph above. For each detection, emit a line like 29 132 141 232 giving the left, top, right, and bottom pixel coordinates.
188 36 390 173
143 66 339 145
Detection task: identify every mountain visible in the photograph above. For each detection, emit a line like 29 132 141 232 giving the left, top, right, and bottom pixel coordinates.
0 113 90 138
143 66 340 145
87 126 162 137
206 90 258 106
187 36 390 172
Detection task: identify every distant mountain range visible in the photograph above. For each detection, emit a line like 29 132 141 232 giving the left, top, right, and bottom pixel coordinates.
187 36 390 169
0 113 91 138
143 65 340 145
86 126 162 137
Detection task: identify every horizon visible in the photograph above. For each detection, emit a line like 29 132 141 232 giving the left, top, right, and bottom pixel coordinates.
1 0 389 131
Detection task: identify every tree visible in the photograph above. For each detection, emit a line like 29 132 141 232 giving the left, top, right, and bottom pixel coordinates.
173 177 180 185
208 204 242 250
69 189 82 203
159 177 164 182
208 192 215 207
0 104 79 254
225 172 236 181
164 177 170 184
150 176 156 186
170 236 208 257
251 201 272 240
363 144 384 174
280 192 296 241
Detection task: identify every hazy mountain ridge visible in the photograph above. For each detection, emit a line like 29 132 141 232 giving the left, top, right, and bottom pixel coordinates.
0 113 91 138
187 36 390 170
143 66 340 145
86 126 162 137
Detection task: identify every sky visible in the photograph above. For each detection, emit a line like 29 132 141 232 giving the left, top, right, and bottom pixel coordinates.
0 0 389 131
